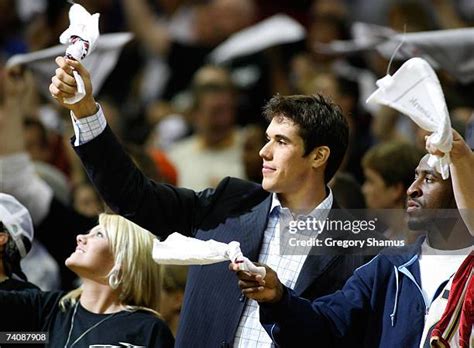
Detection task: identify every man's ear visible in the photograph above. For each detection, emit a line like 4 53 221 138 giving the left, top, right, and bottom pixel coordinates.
0 232 8 247
312 146 330 169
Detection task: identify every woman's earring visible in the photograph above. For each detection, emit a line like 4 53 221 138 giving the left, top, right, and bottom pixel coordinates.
109 269 121 289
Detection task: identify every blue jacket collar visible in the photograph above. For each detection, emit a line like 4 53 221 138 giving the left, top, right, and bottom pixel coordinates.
381 235 426 267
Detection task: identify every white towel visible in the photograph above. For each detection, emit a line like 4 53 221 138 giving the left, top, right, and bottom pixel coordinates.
208 14 305 64
152 232 266 277
7 33 133 102
367 57 452 179
316 23 474 84
59 4 100 104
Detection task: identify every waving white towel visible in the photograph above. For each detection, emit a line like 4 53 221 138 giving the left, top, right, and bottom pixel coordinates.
152 232 266 277
208 14 305 64
367 57 452 179
59 4 100 104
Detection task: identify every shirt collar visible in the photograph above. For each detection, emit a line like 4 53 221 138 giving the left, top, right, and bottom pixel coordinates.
270 188 334 219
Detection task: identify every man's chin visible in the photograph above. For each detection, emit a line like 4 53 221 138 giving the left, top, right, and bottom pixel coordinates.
261 179 272 191
407 217 428 231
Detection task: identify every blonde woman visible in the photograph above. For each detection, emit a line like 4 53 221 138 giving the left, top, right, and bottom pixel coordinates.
0 214 174 347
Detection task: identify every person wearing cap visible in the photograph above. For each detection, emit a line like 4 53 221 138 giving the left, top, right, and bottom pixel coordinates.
0 213 174 347
0 193 38 291
0 67 97 290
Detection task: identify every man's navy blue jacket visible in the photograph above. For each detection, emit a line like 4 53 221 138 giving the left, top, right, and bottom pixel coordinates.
74 126 379 347
260 237 439 347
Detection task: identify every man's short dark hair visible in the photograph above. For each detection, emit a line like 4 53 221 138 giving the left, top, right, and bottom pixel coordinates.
262 94 349 183
362 142 424 191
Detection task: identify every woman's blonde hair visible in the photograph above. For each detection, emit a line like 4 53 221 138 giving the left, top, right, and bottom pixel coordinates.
60 214 161 314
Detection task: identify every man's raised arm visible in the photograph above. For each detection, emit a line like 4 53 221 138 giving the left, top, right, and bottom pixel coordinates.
427 129 474 236
48 56 210 239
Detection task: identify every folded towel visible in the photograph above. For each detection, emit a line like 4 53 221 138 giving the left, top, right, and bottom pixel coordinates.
152 232 266 277
59 4 100 104
7 33 133 103
367 57 452 179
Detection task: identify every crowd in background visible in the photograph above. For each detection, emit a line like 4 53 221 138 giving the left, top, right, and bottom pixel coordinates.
0 0 474 338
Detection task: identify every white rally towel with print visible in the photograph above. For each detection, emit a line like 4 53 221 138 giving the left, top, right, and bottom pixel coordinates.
366 57 452 179
59 4 100 104
7 32 133 103
152 232 266 277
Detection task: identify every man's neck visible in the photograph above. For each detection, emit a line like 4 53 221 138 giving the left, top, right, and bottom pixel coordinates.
80 279 124 314
277 186 328 216
427 220 474 250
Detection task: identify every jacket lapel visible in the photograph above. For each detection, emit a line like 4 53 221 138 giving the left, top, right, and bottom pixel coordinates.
238 194 272 262
293 200 347 296
293 254 339 296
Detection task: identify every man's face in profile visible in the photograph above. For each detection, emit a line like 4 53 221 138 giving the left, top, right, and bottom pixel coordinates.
406 155 455 230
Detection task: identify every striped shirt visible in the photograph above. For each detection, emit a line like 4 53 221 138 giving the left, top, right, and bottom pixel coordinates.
233 192 333 348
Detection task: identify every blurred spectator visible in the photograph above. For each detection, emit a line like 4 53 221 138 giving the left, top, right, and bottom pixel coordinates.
431 0 469 28
387 0 437 32
23 116 73 180
101 98 123 138
125 143 178 186
362 141 423 242
307 13 350 65
21 240 61 290
362 141 418 209
312 0 348 19
148 148 179 185
371 106 408 143
288 1 352 95
303 72 373 182
72 181 104 219
23 117 51 163
24 0 69 51
210 0 258 44
167 65 245 189
35 163 70 206
159 265 188 337
0 66 96 290
0 193 38 291
329 172 366 209
242 124 266 183
123 0 257 102
146 101 190 151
